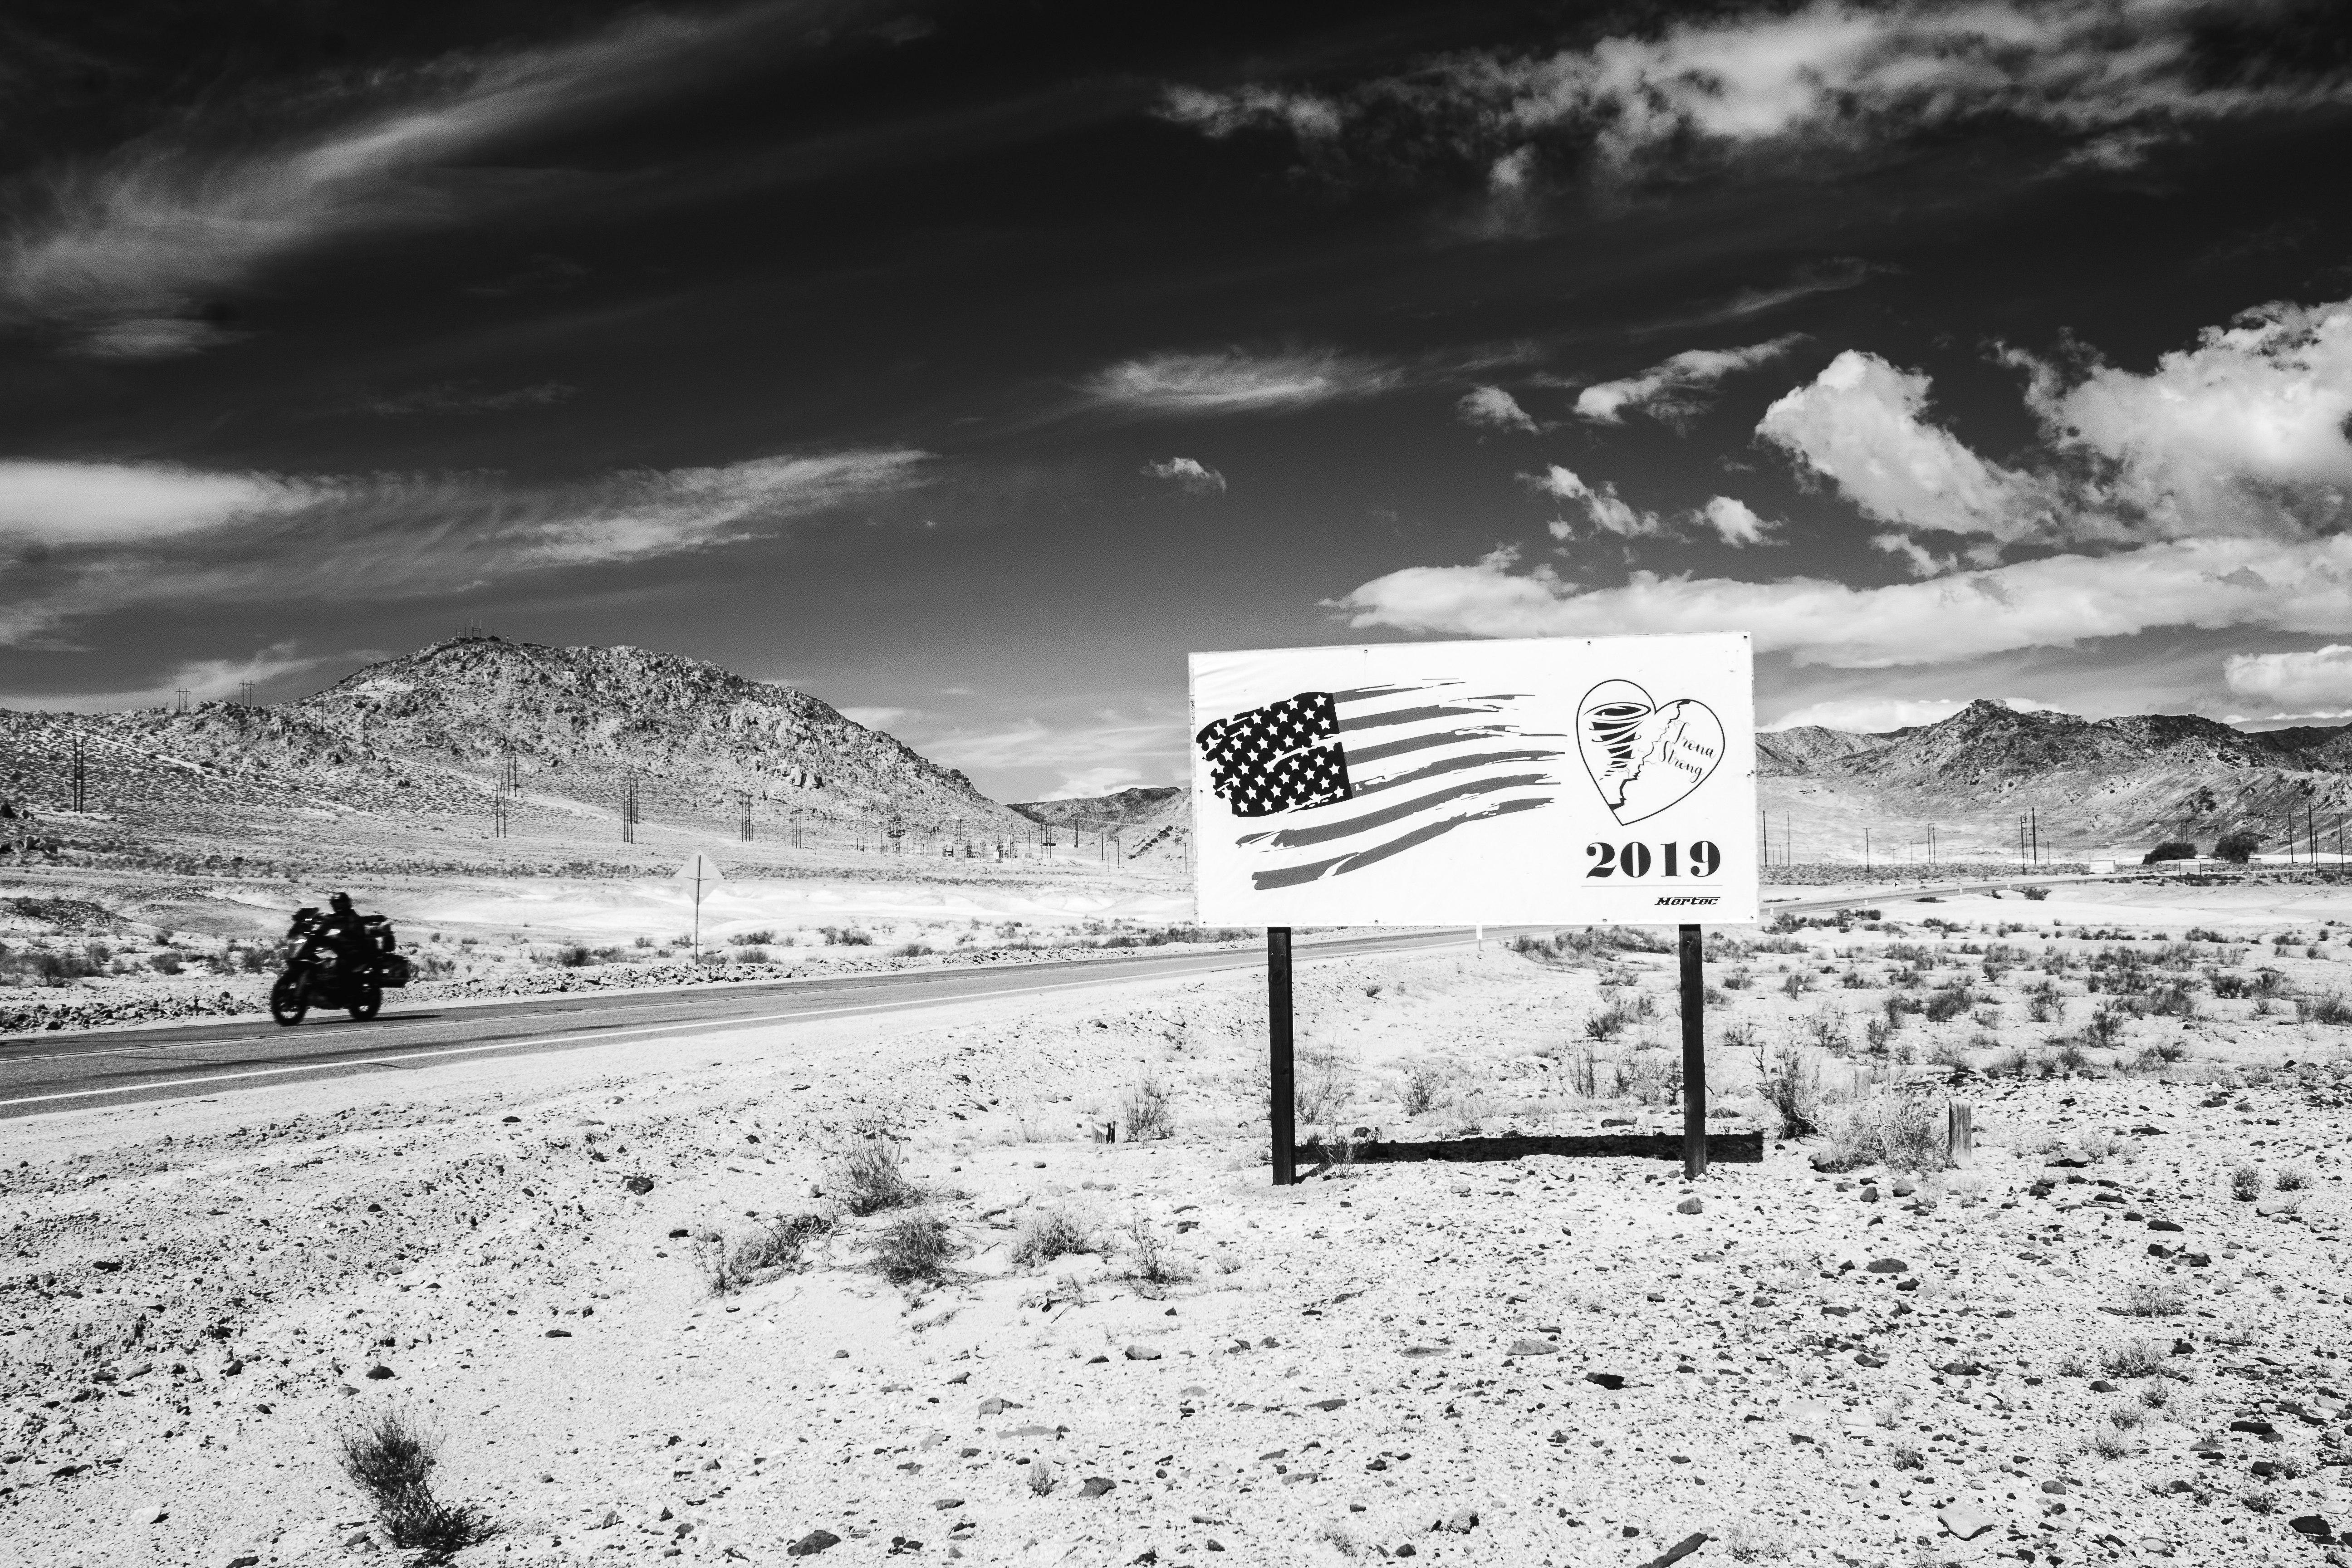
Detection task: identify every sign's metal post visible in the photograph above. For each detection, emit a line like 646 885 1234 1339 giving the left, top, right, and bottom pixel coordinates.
1268 926 1296 1187
1678 923 1707 1180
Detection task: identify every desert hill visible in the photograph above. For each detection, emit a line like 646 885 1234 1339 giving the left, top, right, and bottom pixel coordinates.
1763 699 2352 862
1013 786 1189 862
0 635 1029 871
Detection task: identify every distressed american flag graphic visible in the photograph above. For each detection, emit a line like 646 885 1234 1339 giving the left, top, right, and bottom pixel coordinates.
1196 681 1565 891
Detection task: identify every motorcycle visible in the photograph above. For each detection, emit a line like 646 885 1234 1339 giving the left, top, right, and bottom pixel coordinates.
270 906 412 1026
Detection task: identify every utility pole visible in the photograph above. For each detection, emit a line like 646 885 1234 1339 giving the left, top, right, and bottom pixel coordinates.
621 774 638 844
237 681 254 706
2030 807 2038 867
1863 826 1870 872
70 735 87 813
1759 810 1769 867
174 689 190 714
739 791 754 843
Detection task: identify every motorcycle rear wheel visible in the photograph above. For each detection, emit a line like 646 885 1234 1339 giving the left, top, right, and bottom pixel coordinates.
348 983 382 1022
270 973 309 1027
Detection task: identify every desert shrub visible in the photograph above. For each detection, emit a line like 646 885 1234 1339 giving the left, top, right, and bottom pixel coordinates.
1982 1046 2030 1078
1401 1063 1446 1117
888 941 934 959
1122 1215 1194 1285
2052 1038 2091 1074
1780 969 1817 999
2215 831 2261 864
335 1410 497 1562
2143 840 2196 864
2082 1004 2131 1050
1010 1204 1096 1269
1617 1047 1681 1106
874 1213 957 1285
1295 1044 1357 1123
1822 1090 1948 1173
2121 1279 2185 1317
2299 992 2352 1026
2143 980 2198 1019
2275 1163 2312 1192
1862 1014 1897 1057
1027 1457 1059 1495
1751 1038 1822 1138
2228 1163 2264 1201
1803 1007 1849 1053
704 1213 832 1294
1922 985 1976 1023
828 1136 922 1216
2024 979 2063 1023
2021 886 2049 901
1122 1078 1176 1141
732 946 772 965
818 925 873 946
729 929 776 946
546 944 592 968
1720 966 1753 990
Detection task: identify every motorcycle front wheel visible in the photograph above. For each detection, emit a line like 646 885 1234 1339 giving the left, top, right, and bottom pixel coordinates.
348 983 382 1022
270 972 309 1027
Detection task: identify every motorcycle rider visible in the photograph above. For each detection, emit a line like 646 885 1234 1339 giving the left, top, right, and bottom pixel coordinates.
321 892 372 974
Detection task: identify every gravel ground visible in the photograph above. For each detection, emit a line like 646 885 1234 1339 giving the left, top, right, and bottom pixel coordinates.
5 896 2352 1568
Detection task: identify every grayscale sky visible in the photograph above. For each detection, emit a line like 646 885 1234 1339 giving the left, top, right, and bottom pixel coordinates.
3 0 2350 799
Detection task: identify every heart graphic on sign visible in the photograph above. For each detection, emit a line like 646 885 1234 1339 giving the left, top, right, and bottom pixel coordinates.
1578 680 1725 826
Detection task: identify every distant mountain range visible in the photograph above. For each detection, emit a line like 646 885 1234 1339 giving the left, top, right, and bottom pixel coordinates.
0 635 1025 866
1012 786 1188 863
1760 700 2352 860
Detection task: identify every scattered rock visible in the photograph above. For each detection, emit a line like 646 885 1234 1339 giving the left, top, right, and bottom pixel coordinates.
127 1499 167 1525
622 1176 655 1195
1858 1185 1881 1204
1939 1502 1996 1541
363 1364 394 1380
1864 1258 1908 1274
546 1328 572 1338
2289 1515 2334 1543
1675 1196 1703 1215
1124 1344 1162 1361
787 1529 841 1556
1507 1338 1559 1357
1637 1534 1710 1568
1081 1477 1115 1497
1585 1372 1625 1390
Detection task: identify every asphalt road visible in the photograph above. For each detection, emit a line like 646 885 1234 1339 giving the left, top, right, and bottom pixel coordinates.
0 928 1490 1120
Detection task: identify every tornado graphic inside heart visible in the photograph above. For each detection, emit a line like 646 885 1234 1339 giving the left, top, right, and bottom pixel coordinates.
1578 680 1725 826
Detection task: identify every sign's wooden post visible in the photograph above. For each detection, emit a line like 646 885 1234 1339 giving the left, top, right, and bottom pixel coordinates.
1678 923 1707 1180
1947 1102 1975 1168
1268 926 1296 1186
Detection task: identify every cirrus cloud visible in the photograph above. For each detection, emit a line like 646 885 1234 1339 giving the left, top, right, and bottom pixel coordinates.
1082 348 1403 416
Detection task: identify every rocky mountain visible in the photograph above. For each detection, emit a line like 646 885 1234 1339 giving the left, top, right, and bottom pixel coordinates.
0 635 1026 862
1764 700 2352 860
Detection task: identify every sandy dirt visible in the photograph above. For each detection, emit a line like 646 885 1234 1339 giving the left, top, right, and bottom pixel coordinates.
6 887 2352 1568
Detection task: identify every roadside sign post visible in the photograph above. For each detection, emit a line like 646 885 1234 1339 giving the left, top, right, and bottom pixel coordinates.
1678 923 1708 1179
1268 927 1296 1186
671 851 725 964
1189 634 1758 1185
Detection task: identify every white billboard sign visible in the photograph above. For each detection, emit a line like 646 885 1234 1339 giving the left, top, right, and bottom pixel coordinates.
1188 633 1757 926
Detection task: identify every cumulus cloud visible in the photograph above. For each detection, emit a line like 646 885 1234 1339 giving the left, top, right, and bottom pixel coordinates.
1142 456 1227 493
1757 349 2054 542
1083 348 1402 416
1574 336 1803 426
1699 495 1778 547
1457 385 1539 433
2023 296 2352 537
1169 1 2352 178
2223 645 2352 707
0 9 769 356
1333 534 2352 669
0 447 929 645
837 706 920 732
1527 464 1664 539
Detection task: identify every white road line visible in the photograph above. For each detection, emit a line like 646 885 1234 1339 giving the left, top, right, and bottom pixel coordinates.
0 940 1450 1109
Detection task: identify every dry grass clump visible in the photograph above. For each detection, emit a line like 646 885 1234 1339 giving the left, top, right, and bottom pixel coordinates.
2274 1163 2312 1192
1121 1078 1175 1141
703 1212 832 1295
1401 1063 1446 1117
873 1212 957 1285
1294 1044 1357 1123
2121 1279 2186 1317
335 1409 497 1563
1121 1215 1193 1286
2228 1163 2264 1202
1010 1203 1098 1270
828 1134 923 1216
2100 1338 2168 1380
